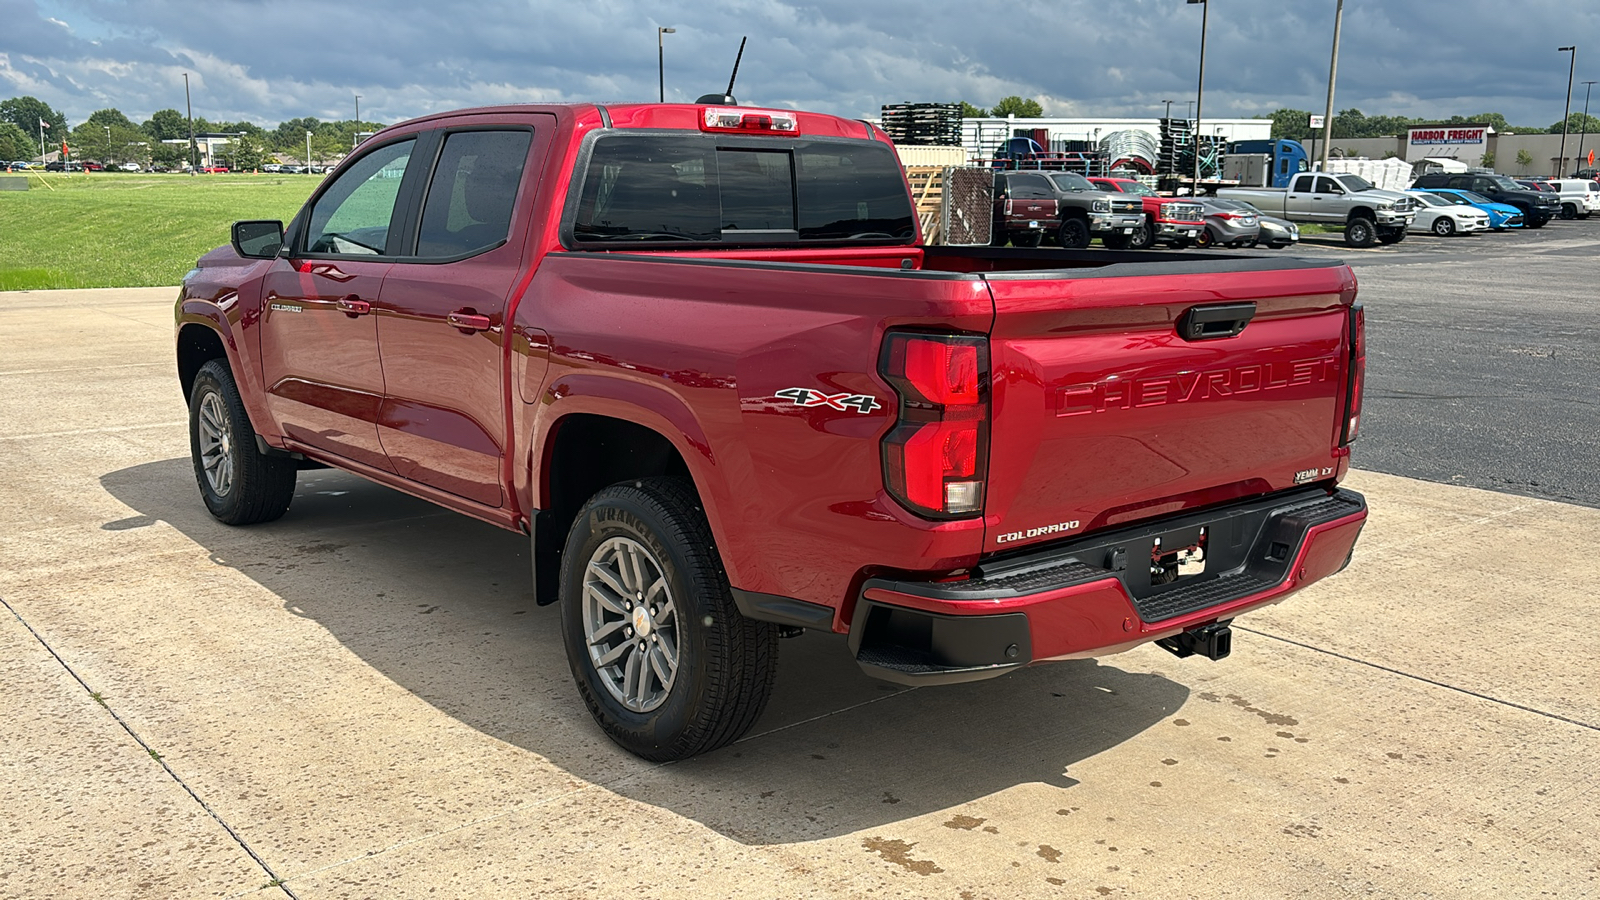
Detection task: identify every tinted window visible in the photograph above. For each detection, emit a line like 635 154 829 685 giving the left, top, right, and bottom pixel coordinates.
1009 174 1053 199
570 135 914 245
719 149 795 233
1313 176 1340 193
1047 173 1093 193
306 139 414 255
416 130 534 258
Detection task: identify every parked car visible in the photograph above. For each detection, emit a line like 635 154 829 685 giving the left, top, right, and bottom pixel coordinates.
176 100 1368 761
44 161 84 172
1543 179 1599 219
1087 177 1206 248
1219 172 1417 247
1405 191 1490 236
1247 207 1300 249
118 161 142 172
199 165 230 174
1417 188 1525 229
990 171 1144 249
262 163 283 173
1192 198 1262 248
81 161 105 172
1411 172 1557 227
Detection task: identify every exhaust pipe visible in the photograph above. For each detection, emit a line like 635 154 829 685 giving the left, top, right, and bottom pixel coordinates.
1156 621 1232 661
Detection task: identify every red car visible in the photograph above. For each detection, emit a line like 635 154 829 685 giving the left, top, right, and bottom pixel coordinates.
176 102 1367 760
1088 177 1207 249
199 165 230 174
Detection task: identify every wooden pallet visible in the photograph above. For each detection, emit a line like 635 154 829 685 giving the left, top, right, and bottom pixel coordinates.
904 166 947 244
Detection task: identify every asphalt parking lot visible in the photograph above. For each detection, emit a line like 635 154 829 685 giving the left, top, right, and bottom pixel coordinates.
2 226 1598 899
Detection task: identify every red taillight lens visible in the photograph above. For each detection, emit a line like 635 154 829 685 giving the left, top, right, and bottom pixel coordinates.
1342 304 1365 445
880 333 989 518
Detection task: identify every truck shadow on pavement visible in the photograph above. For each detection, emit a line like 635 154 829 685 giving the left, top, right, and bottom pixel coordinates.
102 459 1189 846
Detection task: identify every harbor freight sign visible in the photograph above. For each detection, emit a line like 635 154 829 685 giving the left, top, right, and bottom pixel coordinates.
1408 125 1488 146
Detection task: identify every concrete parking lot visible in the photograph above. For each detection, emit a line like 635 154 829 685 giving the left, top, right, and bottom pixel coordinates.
2 231 1598 899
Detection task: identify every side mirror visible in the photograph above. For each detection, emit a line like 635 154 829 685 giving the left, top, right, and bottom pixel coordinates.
232 220 284 259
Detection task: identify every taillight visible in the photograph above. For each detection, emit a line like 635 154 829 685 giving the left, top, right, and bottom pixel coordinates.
1341 304 1365 445
700 107 799 134
880 332 989 518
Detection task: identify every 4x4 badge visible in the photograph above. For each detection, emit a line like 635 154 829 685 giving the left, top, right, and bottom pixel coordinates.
775 387 881 415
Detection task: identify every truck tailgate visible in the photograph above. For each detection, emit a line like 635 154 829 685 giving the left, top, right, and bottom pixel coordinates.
981 258 1356 553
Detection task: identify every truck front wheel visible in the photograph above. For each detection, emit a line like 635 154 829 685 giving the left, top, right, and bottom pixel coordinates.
1058 217 1090 249
559 477 778 761
1344 216 1377 247
188 359 296 525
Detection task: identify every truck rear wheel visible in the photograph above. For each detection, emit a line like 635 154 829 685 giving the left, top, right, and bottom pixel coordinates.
188 359 297 525
1057 217 1090 249
1344 216 1377 247
559 477 778 761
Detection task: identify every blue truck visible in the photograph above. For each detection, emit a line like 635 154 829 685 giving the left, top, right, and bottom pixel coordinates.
1223 140 1311 189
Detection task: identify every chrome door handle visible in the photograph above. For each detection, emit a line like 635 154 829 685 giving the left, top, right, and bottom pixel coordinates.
448 311 492 333
336 296 371 316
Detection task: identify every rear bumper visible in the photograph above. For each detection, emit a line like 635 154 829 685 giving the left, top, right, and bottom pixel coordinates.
849 487 1366 685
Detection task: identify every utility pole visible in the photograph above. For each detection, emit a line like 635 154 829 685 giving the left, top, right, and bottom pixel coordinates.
1320 0 1344 174
184 72 196 176
1188 0 1208 193
104 125 111 164
1557 47 1576 176
1580 81 1597 173
1163 99 1173 120
306 130 313 175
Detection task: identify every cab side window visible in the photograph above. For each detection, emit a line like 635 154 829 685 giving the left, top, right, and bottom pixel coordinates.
304 139 416 256
1313 176 1340 193
416 130 535 259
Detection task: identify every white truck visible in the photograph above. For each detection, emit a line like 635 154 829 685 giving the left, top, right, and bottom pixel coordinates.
1218 172 1418 247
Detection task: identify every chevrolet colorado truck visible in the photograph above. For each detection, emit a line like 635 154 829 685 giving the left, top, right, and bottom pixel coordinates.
1218 172 1419 247
991 171 1145 249
1087 177 1206 250
177 102 1368 761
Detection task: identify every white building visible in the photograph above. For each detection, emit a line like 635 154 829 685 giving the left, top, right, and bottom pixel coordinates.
959 116 1272 166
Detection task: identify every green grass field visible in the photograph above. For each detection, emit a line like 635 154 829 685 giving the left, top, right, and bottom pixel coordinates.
0 174 319 290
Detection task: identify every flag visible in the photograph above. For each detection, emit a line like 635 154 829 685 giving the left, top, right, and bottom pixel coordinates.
40 119 49 130
61 140 69 160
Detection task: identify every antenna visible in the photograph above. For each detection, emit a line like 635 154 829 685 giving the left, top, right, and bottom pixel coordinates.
695 37 748 105
725 36 747 99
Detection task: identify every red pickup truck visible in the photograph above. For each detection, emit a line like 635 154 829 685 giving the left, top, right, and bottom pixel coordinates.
177 102 1367 760
1089 176 1207 249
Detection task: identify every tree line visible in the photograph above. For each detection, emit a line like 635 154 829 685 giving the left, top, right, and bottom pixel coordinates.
1264 107 1600 141
0 95 384 168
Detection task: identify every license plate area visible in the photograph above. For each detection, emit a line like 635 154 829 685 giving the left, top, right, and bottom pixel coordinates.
1151 526 1207 584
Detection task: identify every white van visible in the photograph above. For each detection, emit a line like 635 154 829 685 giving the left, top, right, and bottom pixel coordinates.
1546 179 1600 219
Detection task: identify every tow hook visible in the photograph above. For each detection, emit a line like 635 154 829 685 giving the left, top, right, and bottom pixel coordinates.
1156 621 1233 661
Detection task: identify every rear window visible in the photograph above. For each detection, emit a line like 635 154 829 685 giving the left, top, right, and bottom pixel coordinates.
569 134 916 246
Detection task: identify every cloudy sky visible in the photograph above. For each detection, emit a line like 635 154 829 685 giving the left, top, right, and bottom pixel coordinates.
4 0 1598 129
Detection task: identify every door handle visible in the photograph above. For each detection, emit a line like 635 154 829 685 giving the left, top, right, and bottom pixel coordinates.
336 296 371 316
448 311 492 333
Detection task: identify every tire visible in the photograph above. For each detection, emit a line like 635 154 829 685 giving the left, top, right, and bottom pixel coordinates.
1058 217 1090 249
188 359 296 525
560 477 778 761
1378 228 1406 245
1432 216 1455 236
1560 203 1577 220
1169 238 1194 250
1526 214 1548 229
1193 228 1215 249
1101 232 1131 250
1012 229 1043 248
1344 216 1377 247
1127 219 1156 250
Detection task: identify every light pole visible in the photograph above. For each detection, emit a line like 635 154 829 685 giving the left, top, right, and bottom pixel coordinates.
355 94 361 129
306 130 313 175
104 125 111 165
1558 47 1576 175
1580 81 1597 174
1188 0 1208 192
184 72 196 175
658 27 676 103
1320 0 1344 174
1163 99 1173 120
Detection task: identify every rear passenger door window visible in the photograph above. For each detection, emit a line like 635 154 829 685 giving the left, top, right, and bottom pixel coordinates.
416 130 535 258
